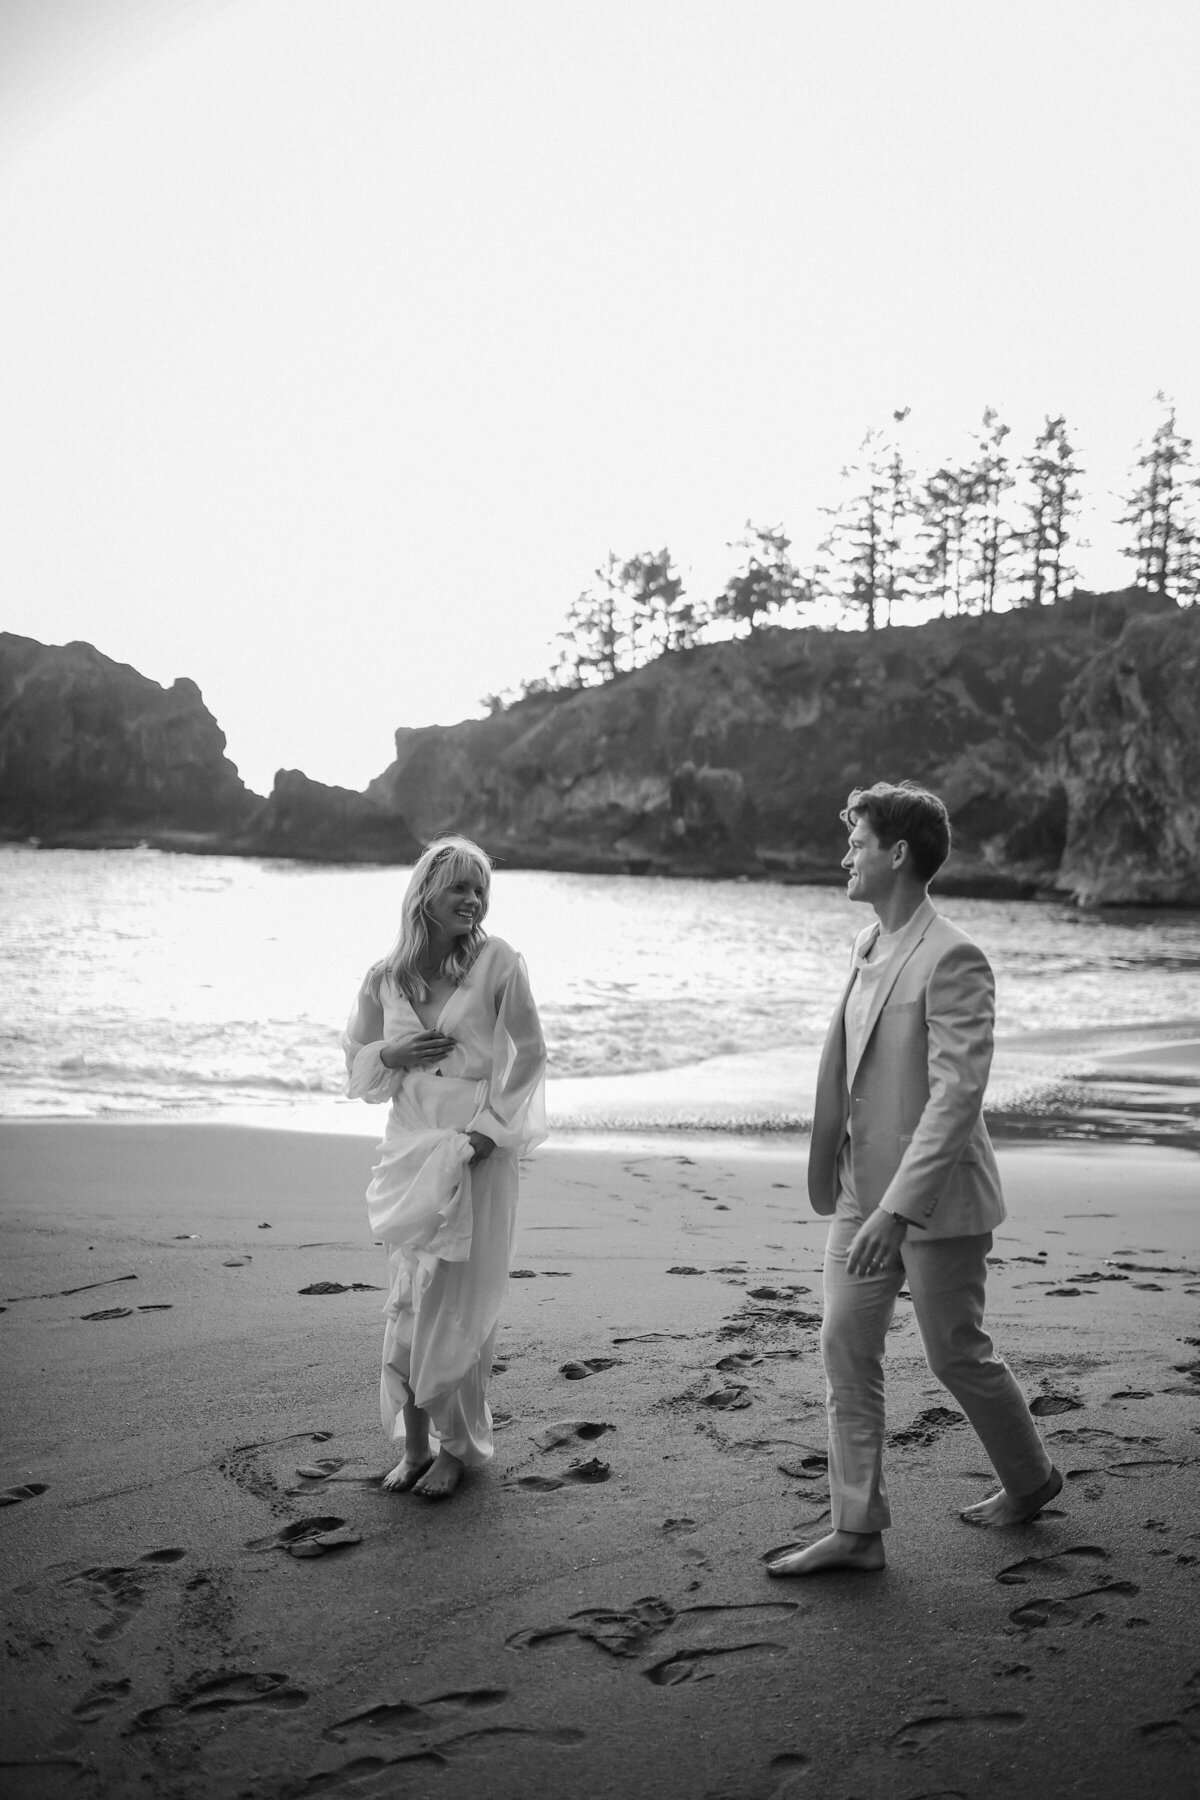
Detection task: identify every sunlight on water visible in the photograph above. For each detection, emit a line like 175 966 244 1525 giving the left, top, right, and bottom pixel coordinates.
3 844 1200 1131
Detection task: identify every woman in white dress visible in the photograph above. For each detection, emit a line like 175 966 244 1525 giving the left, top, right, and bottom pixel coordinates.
343 837 546 1499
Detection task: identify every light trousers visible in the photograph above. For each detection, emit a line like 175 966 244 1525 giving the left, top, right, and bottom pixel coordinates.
821 1209 1052 1533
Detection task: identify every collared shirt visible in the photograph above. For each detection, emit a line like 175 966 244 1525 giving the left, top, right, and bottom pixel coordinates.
836 896 936 1217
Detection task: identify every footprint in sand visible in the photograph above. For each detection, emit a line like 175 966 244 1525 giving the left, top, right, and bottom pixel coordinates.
509 1596 801 1687
558 1357 621 1381
1105 1457 1187 1480
0 1481 48 1507
1008 1578 1140 1631
306 1723 585 1791
247 1516 361 1558
563 1457 610 1483
1029 1393 1084 1417
324 1688 507 1742
888 1406 963 1447
73 1677 132 1722
134 1670 308 1730
67 1566 150 1641
507 1596 676 1657
994 1545 1110 1585
1138 1672 1200 1749
532 1420 613 1451
701 1385 753 1411
888 1711 1026 1756
294 1458 347 1481
777 1454 827 1481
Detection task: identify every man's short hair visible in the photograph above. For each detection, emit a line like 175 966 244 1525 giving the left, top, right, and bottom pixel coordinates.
842 780 952 884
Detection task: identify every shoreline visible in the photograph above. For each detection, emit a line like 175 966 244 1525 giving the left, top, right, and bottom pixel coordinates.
5 1017 1198 1151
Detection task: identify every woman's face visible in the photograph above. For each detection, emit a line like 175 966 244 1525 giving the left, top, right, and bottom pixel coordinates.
423 867 488 942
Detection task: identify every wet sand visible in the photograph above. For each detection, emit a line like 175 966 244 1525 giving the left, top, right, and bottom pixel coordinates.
2 1119 1199 1799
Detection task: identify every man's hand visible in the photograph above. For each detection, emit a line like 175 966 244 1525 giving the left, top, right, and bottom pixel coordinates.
846 1208 908 1278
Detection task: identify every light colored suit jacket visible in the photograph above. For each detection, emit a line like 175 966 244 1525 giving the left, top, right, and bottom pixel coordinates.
807 902 1006 1238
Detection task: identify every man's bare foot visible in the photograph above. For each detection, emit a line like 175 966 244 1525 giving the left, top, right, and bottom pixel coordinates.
411 1449 465 1500
959 1466 1063 1526
765 1530 885 1577
381 1453 434 1493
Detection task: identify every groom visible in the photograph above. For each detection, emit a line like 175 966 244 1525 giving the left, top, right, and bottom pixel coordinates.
769 780 1060 1577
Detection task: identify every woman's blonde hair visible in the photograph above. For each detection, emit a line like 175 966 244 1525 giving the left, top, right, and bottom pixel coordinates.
374 836 492 1003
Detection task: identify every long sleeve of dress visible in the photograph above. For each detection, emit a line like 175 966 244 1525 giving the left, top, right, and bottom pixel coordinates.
342 968 402 1104
467 951 548 1154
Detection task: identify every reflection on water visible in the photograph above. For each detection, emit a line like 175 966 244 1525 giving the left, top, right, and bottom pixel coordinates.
1 843 1198 1147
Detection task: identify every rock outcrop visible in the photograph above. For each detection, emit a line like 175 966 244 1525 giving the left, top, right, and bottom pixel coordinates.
369 589 1191 898
1057 606 1200 905
0 632 252 840
6 598 1197 901
243 770 422 864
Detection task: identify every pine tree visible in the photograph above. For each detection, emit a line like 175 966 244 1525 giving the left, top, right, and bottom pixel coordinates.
815 429 890 632
968 408 1015 612
620 549 696 661
556 553 633 686
1119 399 1200 603
916 464 971 615
713 523 811 633
1018 415 1082 606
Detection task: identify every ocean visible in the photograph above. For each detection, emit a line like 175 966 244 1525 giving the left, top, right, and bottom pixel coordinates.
3 844 1200 1141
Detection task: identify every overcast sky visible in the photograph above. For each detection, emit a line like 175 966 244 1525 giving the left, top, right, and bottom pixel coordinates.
1 0 1197 795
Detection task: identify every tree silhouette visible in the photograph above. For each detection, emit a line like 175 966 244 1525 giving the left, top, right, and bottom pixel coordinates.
816 413 918 630
556 552 634 686
1119 398 1200 603
620 548 697 660
967 408 1015 612
713 523 811 633
1018 415 1082 606
916 463 971 614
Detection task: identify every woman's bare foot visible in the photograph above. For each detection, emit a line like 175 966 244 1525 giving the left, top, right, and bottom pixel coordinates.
765 1530 885 1577
960 1466 1063 1526
381 1453 435 1493
411 1448 465 1500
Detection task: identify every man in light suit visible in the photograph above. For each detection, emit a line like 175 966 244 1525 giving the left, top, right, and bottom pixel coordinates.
768 780 1061 1577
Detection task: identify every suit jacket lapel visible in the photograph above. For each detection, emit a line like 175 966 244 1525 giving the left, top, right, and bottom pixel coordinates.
846 910 934 1087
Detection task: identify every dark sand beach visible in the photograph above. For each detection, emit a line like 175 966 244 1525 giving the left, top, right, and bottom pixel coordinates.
2 1117 1199 1799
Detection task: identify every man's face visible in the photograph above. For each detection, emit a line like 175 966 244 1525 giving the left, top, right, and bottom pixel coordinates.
842 815 898 906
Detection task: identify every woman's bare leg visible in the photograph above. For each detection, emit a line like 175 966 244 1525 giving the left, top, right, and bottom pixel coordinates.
381 1398 434 1492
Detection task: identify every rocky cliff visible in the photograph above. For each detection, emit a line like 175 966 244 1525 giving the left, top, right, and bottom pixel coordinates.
0 634 421 864
242 770 421 864
6 598 1197 900
1058 606 1200 904
0 632 252 840
369 588 1196 901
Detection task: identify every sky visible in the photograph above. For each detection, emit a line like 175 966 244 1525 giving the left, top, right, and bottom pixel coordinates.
1 0 1197 796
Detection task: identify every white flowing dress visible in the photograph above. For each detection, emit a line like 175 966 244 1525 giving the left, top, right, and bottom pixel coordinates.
343 937 546 1466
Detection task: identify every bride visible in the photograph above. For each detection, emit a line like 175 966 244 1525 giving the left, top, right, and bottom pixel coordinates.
343 837 546 1499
